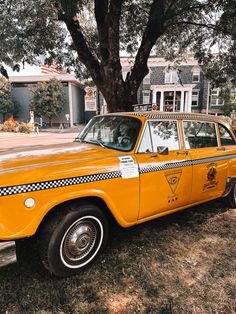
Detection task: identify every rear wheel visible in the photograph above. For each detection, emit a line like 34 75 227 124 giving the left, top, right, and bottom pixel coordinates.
225 183 236 208
38 204 108 277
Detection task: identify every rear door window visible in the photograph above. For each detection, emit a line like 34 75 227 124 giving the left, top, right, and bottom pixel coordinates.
218 124 236 146
183 121 218 149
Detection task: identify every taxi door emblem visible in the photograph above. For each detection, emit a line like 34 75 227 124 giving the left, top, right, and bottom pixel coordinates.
203 163 218 190
165 170 182 194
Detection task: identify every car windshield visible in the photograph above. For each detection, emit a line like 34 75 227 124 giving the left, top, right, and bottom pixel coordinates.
75 115 142 151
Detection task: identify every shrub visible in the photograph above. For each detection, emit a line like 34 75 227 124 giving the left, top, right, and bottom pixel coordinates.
0 121 16 132
0 121 35 133
18 122 35 134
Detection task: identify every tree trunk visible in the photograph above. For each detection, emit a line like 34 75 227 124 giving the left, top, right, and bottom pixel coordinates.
58 1 163 113
97 76 139 113
49 117 52 128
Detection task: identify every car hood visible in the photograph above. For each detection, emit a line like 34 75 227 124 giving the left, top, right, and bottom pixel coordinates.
0 141 123 172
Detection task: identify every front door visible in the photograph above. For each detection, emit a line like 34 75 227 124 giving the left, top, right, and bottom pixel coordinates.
135 120 192 220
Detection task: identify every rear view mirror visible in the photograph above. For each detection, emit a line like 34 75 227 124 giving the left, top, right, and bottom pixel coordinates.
156 146 169 155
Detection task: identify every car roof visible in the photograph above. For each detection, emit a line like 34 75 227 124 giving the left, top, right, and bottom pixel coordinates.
105 111 227 124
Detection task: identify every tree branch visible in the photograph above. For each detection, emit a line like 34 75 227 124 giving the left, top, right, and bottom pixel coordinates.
170 21 222 32
94 0 109 62
65 15 102 81
108 0 122 62
129 0 165 86
54 1 102 84
164 2 210 21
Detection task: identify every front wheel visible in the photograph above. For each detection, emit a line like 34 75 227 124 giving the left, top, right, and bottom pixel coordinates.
38 204 109 277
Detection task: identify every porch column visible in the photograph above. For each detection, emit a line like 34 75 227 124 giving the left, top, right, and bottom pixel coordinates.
184 92 189 112
160 91 164 111
152 90 157 104
180 91 185 112
68 82 74 127
188 90 192 112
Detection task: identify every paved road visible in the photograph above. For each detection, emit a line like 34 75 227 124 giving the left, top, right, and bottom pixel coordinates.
0 127 84 149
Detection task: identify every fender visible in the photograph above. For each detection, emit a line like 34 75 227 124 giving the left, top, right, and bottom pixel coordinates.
1 188 136 240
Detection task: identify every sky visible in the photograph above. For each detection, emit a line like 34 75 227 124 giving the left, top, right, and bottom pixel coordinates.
6 64 42 76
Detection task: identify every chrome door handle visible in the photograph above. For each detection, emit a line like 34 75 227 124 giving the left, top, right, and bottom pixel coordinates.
217 147 226 151
177 151 188 155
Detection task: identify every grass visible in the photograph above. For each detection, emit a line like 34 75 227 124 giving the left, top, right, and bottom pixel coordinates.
0 200 235 314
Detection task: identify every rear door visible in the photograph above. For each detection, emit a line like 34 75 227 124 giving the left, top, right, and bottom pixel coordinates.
135 120 192 220
182 120 228 204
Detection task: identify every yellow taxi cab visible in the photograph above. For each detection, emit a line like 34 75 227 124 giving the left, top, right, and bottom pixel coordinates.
1 112 236 276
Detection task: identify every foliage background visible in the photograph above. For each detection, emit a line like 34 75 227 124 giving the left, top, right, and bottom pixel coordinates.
1 1 235 111
0 76 19 121
30 78 65 126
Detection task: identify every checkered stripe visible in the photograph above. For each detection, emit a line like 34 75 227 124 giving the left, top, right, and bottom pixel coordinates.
132 112 220 122
140 159 192 174
140 154 236 174
0 171 122 197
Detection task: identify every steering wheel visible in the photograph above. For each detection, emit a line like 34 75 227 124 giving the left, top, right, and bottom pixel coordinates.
120 136 131 146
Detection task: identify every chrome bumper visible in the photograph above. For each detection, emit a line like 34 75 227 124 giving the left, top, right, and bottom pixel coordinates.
0 241 17 267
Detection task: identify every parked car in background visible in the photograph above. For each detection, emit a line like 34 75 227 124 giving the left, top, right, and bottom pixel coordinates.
0 112 236 276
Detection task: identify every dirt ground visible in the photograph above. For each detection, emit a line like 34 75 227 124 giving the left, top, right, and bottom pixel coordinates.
0 201 235 313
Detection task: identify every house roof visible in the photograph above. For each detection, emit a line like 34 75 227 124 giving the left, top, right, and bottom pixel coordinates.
9 74 81 86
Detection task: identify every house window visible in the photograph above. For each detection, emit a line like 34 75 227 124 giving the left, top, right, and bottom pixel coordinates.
143 72 150 85
192 91 199 107
165 71 177 84
142 90 150 104
210 89 224 106
192 71 200 83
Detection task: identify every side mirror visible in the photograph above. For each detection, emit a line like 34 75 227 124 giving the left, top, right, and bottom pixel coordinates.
156 146 169 155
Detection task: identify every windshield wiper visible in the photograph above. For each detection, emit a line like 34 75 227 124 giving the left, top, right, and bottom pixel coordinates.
87 139 105 148
83 139 105 147
74 138 83 142
74 137 105 148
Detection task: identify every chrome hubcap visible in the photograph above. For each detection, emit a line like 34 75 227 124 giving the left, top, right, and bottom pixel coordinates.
62 220 97 262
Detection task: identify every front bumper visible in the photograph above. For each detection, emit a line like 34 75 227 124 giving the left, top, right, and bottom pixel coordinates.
0 241 17 267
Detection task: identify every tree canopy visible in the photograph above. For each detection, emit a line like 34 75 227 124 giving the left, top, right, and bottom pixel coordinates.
30 78 65 126
0 76 18 121
1 0 235 112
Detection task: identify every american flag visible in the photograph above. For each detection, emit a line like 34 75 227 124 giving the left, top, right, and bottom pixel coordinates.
40 64 61 74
